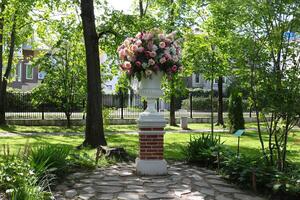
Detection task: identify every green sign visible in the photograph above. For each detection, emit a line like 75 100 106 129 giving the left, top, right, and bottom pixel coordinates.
233 129 245 137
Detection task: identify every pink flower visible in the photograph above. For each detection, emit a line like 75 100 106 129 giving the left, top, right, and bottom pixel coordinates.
123 61 132 69
148 59 155 66
127 55 136 62
158 33 165 40
145 69 152 76
171 65 177 72
152 45 158 51
131 44 138 52
159 57 166 64
118 49 126 59
135 61 142 67
172 55 179 62
136 32 142 39
137 47 144 53
159 42 166 49
135 39 142 46
164 53 171 60
149 51 157 57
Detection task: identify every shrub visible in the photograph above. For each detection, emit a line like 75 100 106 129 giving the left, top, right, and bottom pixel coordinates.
181 97 249 112
182 133 223 167
0 156 51 200
29 144 72 177
228 92 245 133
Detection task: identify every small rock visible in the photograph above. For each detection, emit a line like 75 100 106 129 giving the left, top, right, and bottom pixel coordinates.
118 192 139 200
65 189 77 198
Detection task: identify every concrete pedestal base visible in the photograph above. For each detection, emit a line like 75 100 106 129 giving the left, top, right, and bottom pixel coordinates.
135 158 167 175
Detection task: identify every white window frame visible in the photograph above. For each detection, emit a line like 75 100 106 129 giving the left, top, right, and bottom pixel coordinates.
25 63 33 80
16 63 22 82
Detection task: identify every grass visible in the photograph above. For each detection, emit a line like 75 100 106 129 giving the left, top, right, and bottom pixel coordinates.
0 123 253 134
0 128 299 165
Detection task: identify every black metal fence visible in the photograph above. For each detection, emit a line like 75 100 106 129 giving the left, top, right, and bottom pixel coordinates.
6 92 250 120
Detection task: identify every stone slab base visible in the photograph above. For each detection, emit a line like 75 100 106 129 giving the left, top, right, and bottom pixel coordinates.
135 158 167 175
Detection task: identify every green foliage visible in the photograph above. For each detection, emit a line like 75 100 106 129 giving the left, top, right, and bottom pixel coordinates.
181 97 248 112
0 156 51 200
182 133 222 167
29 144 72 177
228 92 245 133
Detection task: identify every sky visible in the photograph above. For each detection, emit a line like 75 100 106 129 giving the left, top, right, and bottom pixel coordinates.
108 0 133 12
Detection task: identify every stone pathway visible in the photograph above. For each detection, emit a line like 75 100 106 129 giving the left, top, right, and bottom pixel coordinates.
53 162 266 200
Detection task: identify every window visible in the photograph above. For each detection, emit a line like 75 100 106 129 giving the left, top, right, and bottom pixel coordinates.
16 63 22 82
195 74 200 83
25 63 33 79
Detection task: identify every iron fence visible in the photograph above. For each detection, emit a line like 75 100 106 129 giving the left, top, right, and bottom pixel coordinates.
6 92 252 120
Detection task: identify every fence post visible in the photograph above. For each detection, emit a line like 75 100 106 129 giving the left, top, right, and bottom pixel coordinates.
189 92 193 118
120 91 124 119
42 104 45 120
82 100 85 120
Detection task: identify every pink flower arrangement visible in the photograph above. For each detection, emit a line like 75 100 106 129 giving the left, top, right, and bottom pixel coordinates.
118 30 183 80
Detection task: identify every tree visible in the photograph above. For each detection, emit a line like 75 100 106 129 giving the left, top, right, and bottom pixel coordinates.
80 0 106 147
0 0 39 125
32 22 86 128
207 0 300 171
228 90 245 133
183 33 228 137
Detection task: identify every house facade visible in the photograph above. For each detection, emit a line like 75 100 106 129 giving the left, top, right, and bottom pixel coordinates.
10 45 44 91
186 73 230 92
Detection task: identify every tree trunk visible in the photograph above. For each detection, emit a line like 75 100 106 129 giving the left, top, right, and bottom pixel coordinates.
210 79 214 138
169 93 176 126
65 112 71 128
0 15 16 125
80 0 106 147
216 76 224 127
0 3 5 125
169 80 176 126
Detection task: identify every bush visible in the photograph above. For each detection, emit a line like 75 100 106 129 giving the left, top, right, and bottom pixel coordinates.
0 156 51 200
181 97 249 112
228 92 245 133
29 144 72 177
182 133 223 167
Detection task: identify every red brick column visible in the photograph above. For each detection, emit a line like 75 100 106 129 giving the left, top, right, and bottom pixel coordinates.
139 130 164 160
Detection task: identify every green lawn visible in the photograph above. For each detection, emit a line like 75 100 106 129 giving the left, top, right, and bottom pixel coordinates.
0 123 249 134
0 129 299 165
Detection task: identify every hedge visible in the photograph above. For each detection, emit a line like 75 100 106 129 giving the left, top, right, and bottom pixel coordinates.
181 97 249 112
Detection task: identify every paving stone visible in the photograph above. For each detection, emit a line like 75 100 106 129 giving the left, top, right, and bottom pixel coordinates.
194 181 210 187
184 191 206 200
96 186 123 193
103 176 121 181
53 162 265 200
118 192 139 200
182 178 192 184
82 186 95 194
215 194 232 200
199 188 215 196
155 188 169 193
174 188 191 197
78 193 95 200
145 192 173 199
96 193 114 200
206 178 231 186
65 189 77 198
212 185 243 193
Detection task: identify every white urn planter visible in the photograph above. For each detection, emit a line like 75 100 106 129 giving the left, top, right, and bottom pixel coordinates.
135 72 168 175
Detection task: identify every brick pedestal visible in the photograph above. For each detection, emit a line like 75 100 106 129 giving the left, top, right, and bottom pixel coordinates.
139 128 164 160
135 118 167 175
